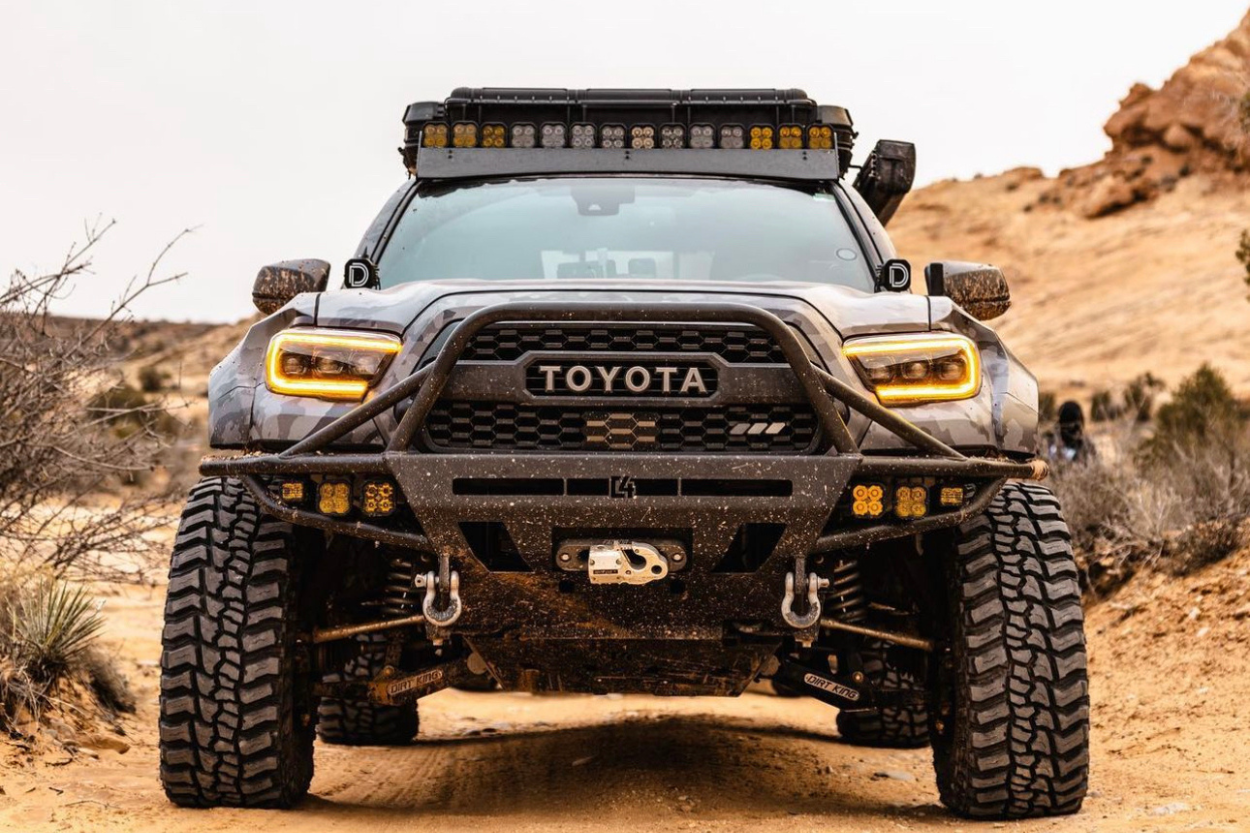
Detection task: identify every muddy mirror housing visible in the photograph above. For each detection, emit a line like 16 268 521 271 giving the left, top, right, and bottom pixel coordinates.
925 261 1011 320
252 259 331 315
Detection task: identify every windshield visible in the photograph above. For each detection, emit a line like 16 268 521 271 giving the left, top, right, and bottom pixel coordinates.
376 177 875 291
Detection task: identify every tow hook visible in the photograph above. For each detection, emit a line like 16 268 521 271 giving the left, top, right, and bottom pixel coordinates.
781 556 829 629
420 553 463 626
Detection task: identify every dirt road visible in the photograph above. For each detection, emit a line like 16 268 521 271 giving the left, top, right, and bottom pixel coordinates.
2 552 1249 833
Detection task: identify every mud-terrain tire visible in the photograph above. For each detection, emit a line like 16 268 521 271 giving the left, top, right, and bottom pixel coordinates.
835 640 928 748
318 633 419 745
931 482 1089 819
159 477 316 808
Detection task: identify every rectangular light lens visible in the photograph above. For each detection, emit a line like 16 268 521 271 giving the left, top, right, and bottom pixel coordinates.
629 124 655 149
600 124 626 149
689 124 714 149
540 122 566 148
660 124 685 148
808 124 834 150
361 479 397 517
748 125 774 150
481 123 506 148
510 122 537 148
422 123 449 148
719 124 745 149
265 328 401 400
451 121 478 148
778 124 804 149
570 122 596 149
317 480 352 516
843 333 981 404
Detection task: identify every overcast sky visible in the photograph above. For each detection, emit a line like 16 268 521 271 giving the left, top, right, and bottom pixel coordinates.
2 1 1246 322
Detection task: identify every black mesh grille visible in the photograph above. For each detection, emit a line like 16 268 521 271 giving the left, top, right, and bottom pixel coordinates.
424 403 819 454
460 324 786 364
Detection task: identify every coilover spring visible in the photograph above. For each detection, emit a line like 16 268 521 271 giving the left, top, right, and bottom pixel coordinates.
381 553 421 617
826 558 867 622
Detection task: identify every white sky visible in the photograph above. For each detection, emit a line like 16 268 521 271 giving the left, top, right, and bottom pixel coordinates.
2 1 1246 322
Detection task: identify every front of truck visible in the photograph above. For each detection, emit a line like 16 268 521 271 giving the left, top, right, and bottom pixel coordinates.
168 89 1086 821
202 89 1044 698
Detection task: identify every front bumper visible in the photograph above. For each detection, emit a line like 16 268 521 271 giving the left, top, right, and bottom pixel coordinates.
202 301 1045 642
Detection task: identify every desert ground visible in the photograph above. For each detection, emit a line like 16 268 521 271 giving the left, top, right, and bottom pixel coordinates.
0 540 1247 833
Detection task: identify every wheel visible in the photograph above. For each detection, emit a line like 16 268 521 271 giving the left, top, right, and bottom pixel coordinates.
931 482 1089 819
318 633 419 745
836 639 928 748
159 477 317 808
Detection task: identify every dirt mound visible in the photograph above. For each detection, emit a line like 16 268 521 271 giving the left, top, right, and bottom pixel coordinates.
1041 10 1250 218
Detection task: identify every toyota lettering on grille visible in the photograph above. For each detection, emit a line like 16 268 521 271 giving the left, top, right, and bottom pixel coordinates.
531 363 715 397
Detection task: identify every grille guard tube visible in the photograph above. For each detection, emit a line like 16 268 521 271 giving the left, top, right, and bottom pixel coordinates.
201 300 1049 552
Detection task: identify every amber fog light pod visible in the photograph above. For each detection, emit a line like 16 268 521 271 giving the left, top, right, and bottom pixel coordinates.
843 333 981 405
317 479 352 516
265 328 401 401
361 479 398 518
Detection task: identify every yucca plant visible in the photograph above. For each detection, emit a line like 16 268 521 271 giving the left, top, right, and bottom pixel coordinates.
10 579 104 682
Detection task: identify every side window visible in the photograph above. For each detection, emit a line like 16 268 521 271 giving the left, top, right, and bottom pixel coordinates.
840 185 898 263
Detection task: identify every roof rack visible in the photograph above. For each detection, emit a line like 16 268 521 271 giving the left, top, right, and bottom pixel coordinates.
400 88 856 179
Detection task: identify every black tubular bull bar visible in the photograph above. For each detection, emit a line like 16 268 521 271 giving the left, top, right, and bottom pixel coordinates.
200 302 1047 556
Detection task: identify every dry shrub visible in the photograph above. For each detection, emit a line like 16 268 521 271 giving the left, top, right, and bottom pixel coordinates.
0 220 189 580
0 221 185 739
1052 365 1250 596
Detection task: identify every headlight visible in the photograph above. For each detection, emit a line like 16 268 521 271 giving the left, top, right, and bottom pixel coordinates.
843 333 981 404
265 328 401 400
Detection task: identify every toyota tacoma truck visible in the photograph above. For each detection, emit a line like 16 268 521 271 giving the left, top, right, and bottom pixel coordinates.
160 88 1089 820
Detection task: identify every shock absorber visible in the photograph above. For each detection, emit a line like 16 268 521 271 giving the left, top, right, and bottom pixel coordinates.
381 552 422 617
826 558 867 623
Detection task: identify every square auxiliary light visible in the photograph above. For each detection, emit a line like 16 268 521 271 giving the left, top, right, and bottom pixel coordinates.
600 124 626 149
939 486 966 508
570 122 596 149
361 480 397 518
317 479 352 517
451 121 478 148
895 485 928 519
629 124 656 149
808 124 835 150
850 483 885 518
689 124 715 149
540 122 567 148
778 124 804 149
278 480 306 505
480 123 506 148
510 122 537 148
659 124 685 148
748 125 774 150
421 123 449 148
719 124 745 149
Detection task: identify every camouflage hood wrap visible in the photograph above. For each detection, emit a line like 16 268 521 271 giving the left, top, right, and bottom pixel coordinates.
208 279 1038 455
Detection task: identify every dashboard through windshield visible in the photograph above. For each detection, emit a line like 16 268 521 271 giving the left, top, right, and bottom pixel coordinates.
376 177 875 291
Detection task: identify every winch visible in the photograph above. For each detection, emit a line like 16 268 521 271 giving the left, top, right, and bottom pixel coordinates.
585 541 670 585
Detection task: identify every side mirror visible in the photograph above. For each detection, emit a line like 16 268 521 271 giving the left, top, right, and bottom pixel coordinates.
252 259 330 314
925 261 1011 320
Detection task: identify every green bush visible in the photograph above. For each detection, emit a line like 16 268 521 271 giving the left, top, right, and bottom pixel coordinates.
1142 363 1246 460
10 579 104 682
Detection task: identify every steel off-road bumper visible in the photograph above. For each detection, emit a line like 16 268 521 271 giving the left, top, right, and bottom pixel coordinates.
201 301 1045 686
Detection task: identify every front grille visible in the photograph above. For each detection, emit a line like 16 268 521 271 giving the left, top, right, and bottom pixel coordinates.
460 324 786 364
424 402 819 454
